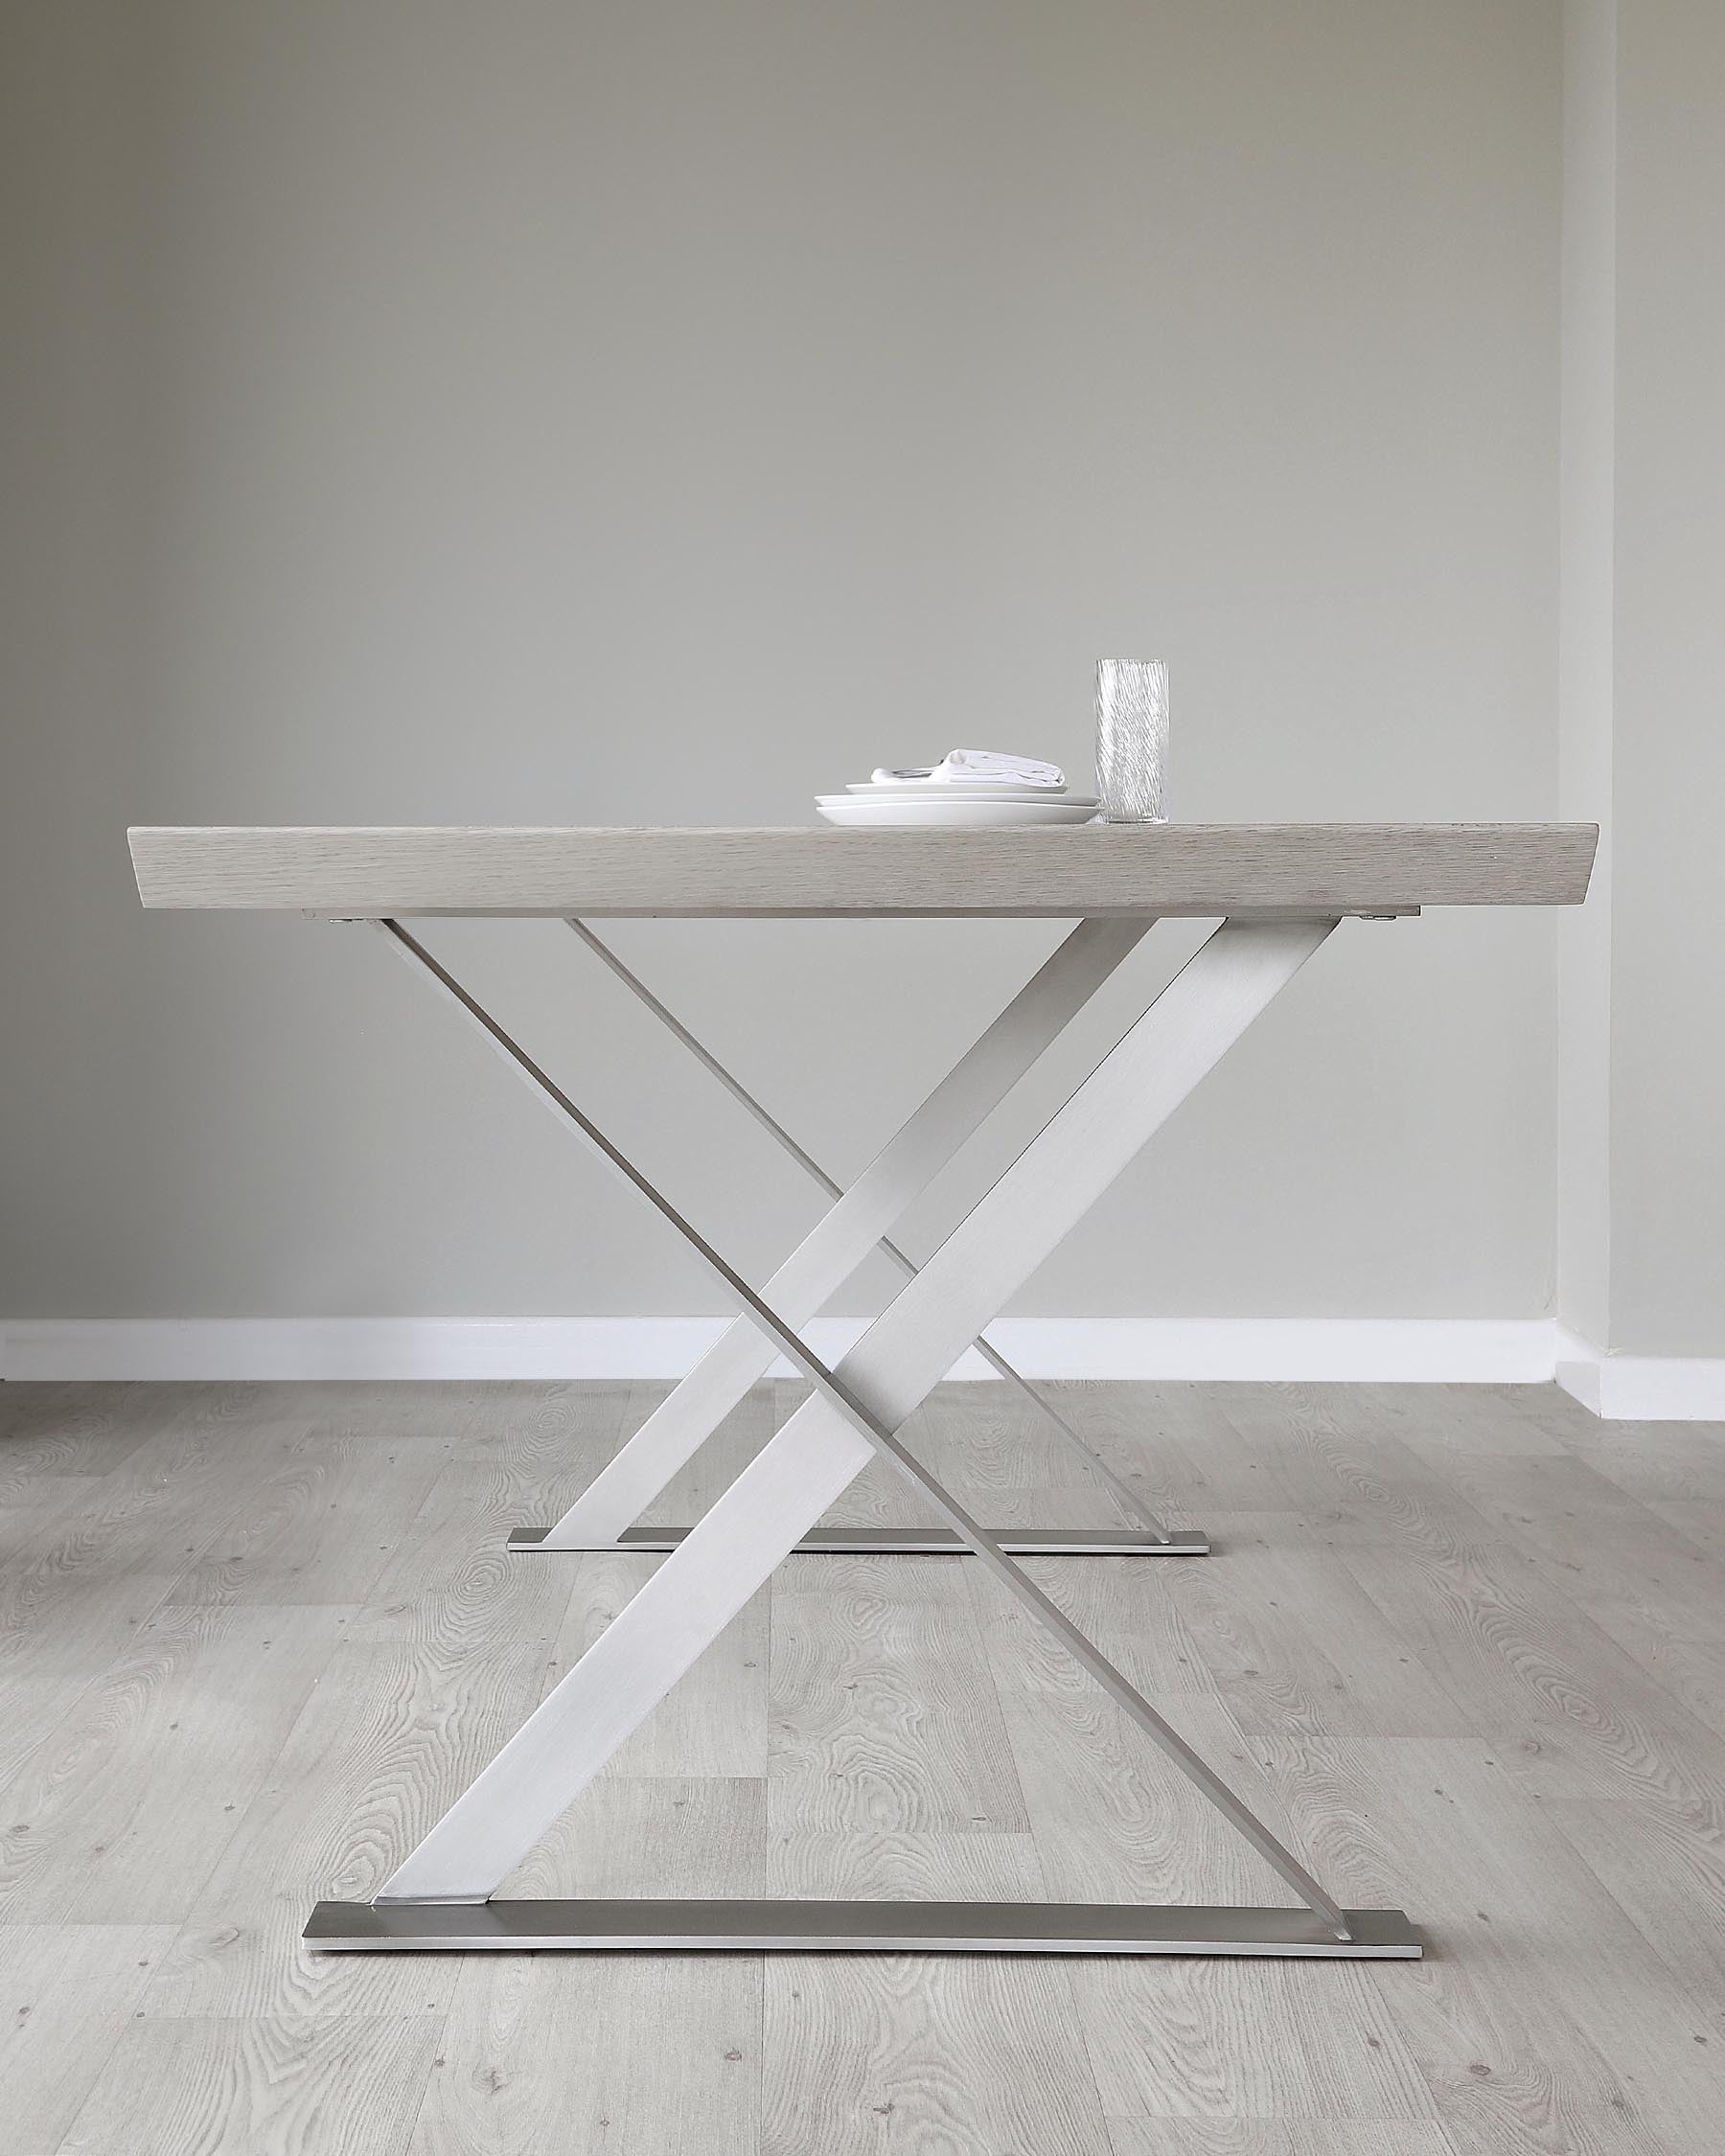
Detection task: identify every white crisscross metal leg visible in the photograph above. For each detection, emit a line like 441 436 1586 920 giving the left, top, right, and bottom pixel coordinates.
535 916 1177 1550
514 916 1202 1558
303 913 1422 1960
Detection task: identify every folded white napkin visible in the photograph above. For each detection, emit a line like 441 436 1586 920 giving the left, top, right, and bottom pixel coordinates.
869 749 1067 790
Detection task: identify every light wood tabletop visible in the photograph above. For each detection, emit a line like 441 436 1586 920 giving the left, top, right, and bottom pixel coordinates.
128 822 1598 917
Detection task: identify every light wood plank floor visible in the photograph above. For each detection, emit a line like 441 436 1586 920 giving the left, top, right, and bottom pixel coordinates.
1 1378 1720 2154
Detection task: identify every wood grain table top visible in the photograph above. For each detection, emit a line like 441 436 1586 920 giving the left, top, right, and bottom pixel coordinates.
128 823 1598 918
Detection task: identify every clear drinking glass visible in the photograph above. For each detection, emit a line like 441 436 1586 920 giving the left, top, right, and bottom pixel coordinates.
1094 659 1169 822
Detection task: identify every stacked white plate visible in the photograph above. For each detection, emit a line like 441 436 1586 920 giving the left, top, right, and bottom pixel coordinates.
816 778 1100 829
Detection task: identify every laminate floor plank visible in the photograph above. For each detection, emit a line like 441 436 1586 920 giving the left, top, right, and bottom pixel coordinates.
1075 1949 1438 2127
1543 1795 1725 2020
762 1953 1113 2156
978 1572 1280 1905
0 1389 306 1657
144 1635 551 2020
884 1386 1146 1530
0 1391 319 1779
0 1571 187 1789
0 1383 166 1506
410 1957 759 2156
1213 1386 1506 1553
1627 1493 1725 1562
990 1380 1199 1530
1546 1413 1725 1504
1107 2123 1461 2155
1335 1529 1721 1788
1341 1384 1573 1462
56 2011 444 2156
166 1419 446 1609
337 1380 613 1464
508 1773 768 1899
1243 1724 1718 2153
0 1379 1713 2154
0 1923 175 2156
1151 1525 1477 1742
909 1384 1115 1496
1466 1458 1725 1750
0 1602 352 1923
766 1824 1046 1901
1411 1449 1723 1634
1078 1385 1310 1515
350 1461 580 1655
1555 1595 1725 1748
770 1555 1029 1834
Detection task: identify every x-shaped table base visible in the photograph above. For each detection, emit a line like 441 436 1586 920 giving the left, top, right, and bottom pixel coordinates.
304 912 1422 1960
502 918 1206 1555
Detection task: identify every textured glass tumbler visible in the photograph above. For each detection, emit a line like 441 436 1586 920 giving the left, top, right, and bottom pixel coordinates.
1094 659 1169 822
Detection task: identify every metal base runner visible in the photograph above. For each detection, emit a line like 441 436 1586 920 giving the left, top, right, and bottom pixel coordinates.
306 1899 1422 1957
508 1524 1210 1556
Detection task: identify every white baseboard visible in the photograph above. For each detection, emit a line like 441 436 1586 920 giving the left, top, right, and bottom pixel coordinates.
1554 1327 1725 1421
2 1315 1552 1387
6 1316 1721 1416
0 1319 754 1385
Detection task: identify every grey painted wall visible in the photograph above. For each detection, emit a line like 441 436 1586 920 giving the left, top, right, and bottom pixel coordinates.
5 0 1566 1325
1556 0 1616 1352
1556 0 1725 1360
1605 0 1725 1353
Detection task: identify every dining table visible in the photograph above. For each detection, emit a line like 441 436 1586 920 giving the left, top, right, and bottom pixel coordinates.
128 818 1596 1961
